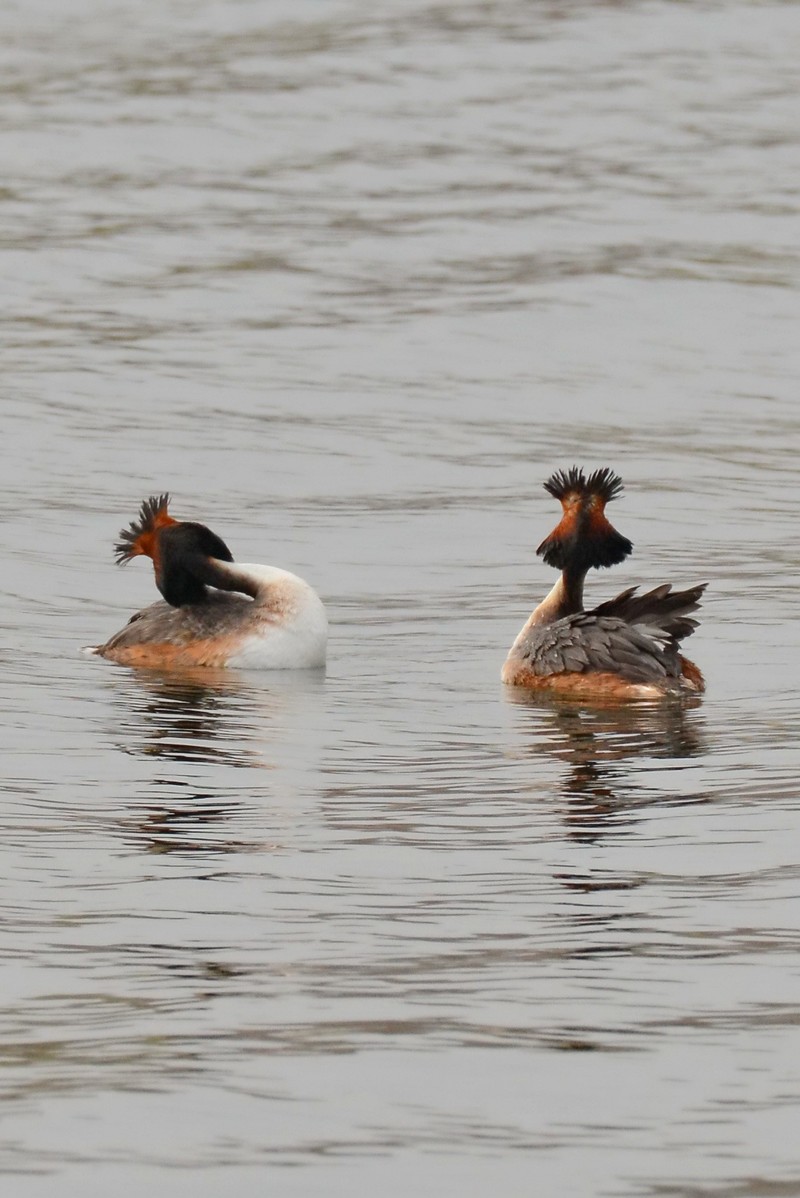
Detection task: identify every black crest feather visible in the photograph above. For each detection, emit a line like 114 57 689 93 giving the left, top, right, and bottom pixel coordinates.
114 493 171 564
543 466 624 504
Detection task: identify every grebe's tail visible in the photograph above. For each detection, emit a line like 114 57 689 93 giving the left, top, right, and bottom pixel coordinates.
593 582 707 645
537 466 633 572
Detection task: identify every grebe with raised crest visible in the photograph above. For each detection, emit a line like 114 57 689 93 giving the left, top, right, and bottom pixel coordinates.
502 467 705 701
93 494 327 670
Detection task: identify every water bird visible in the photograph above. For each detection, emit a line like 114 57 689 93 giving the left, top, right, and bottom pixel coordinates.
502 467 705 700
93 494 327 669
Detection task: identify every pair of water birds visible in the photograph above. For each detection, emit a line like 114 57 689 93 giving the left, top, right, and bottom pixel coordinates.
94 467 706 701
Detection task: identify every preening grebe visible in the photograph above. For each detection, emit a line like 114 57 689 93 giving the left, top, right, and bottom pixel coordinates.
93 494 327 670
502 468 706 701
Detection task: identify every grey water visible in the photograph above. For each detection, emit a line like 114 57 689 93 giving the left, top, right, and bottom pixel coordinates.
1 1 799 1194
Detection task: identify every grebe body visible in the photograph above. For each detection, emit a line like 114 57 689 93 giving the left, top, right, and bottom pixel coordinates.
502 468 705 702
94 496 327 671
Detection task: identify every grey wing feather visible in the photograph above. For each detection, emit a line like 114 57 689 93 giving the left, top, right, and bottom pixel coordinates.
99 592 252 652
514 581 705 686
592 582 706 643
526 614 681 685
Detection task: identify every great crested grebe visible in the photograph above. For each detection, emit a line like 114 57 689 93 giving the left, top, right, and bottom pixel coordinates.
502 467 706 701
93 494 327 670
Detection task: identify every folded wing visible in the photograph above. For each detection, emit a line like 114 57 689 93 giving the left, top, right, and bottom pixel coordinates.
525 583 707 687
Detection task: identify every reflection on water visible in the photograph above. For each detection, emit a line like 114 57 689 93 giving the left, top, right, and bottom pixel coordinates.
508 693 708 840
120 785 252 856
103 666 325 854
107 663 327 765
114 668 260 763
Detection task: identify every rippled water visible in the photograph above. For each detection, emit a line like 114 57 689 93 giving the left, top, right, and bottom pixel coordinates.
2 1 800 1194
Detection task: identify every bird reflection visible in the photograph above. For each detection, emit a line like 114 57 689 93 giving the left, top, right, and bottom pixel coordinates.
114 666 263 767
124 785 253 857
506 691 707 844
109 665 325 766
103 666 325 855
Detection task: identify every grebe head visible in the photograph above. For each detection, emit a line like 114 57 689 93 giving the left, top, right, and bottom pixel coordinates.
115 493 176 565
155 522 234 606
115 494 234 607
536 466 633 572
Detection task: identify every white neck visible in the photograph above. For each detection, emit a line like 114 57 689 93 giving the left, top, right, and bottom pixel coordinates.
505 569 585 665
530 570 585 626
214 561 328 669
206 559 315 605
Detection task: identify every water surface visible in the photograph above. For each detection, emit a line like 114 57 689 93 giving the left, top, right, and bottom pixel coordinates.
2 1 800 1195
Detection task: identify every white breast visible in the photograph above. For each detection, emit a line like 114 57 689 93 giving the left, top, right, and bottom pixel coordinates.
224 565 328 670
